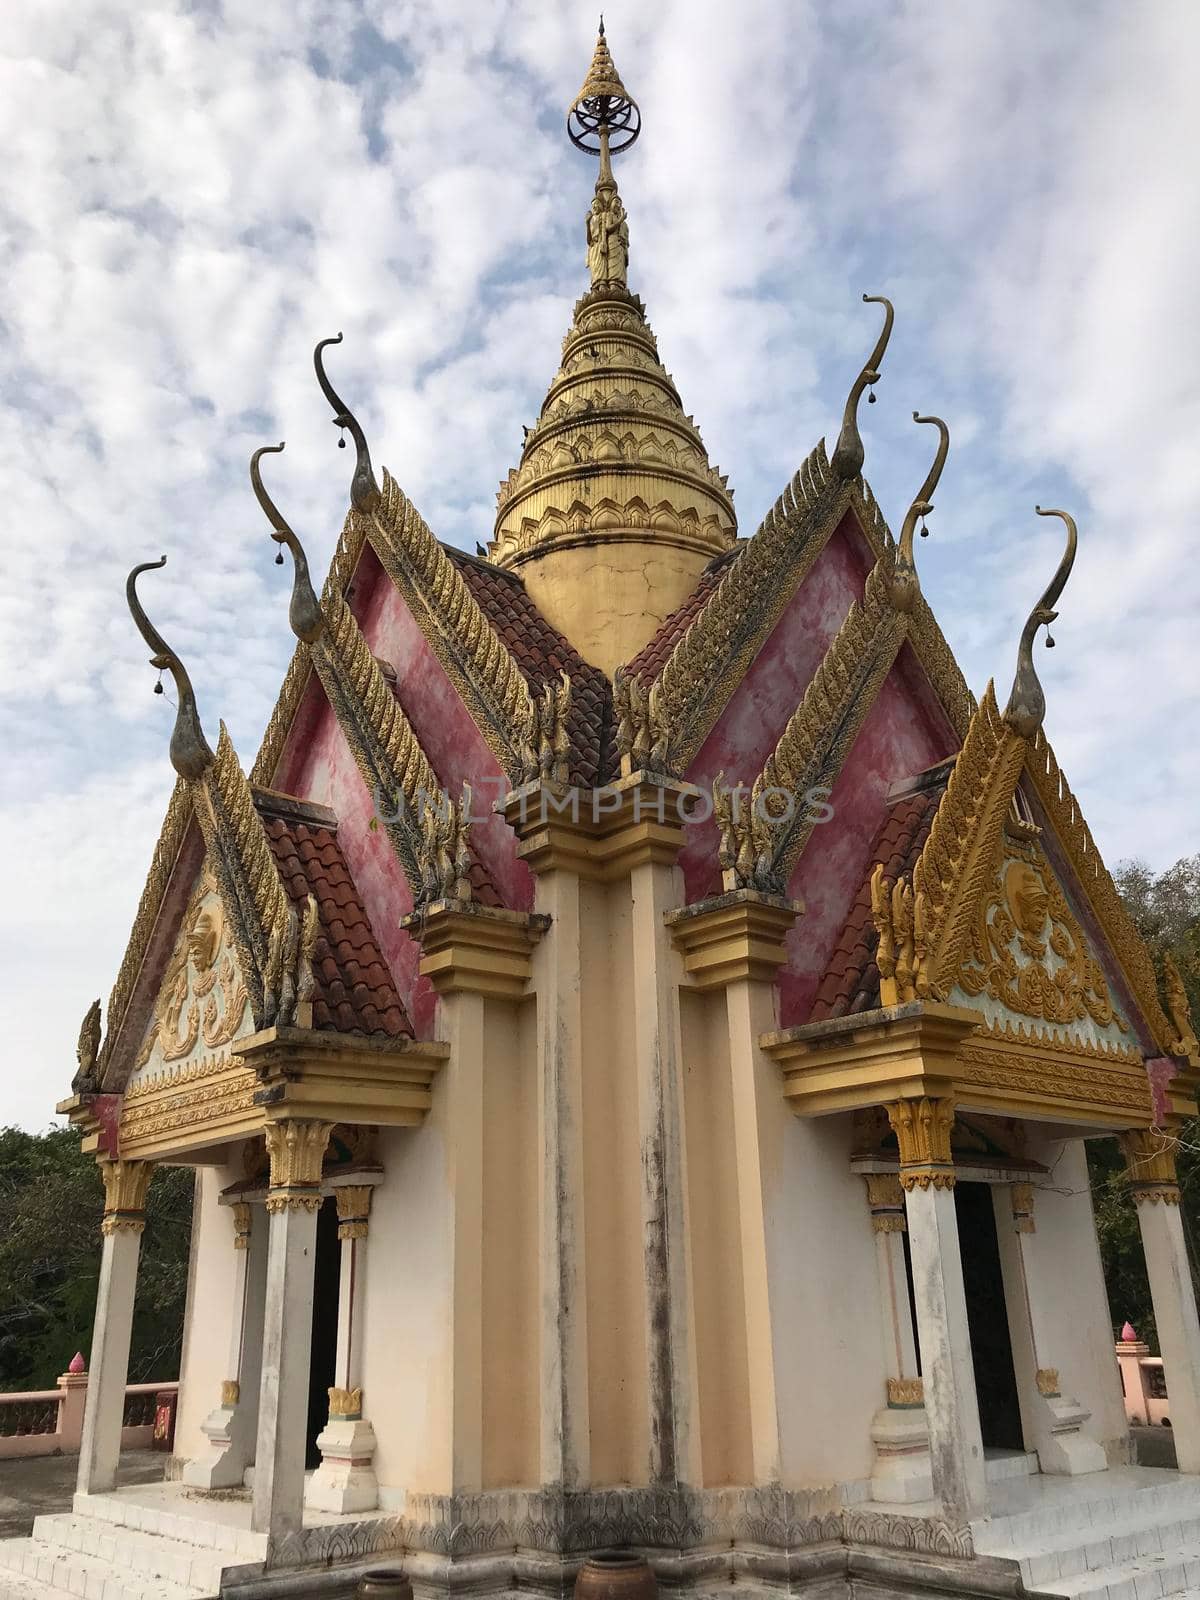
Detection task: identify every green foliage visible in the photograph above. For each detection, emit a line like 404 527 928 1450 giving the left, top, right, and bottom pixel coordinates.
1087 854 1200 1349
0 1127 193 1390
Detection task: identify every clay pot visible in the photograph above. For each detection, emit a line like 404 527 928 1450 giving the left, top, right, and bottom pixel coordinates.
357 1570 413 1600
574 1551 657 1600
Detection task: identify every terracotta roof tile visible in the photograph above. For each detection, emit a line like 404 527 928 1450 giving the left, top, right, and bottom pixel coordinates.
259 806 414 1040
449 549 616 785
624 547 741 685
808 779 946 1023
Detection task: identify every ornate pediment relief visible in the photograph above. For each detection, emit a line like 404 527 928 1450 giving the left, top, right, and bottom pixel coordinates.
129 865 252 1089
950 834 1130 1053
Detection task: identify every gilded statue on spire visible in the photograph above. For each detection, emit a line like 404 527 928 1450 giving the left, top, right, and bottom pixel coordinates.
569 20 640 290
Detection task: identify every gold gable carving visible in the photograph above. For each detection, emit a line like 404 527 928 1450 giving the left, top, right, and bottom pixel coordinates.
134 867 249 1071
956 836 1127 1037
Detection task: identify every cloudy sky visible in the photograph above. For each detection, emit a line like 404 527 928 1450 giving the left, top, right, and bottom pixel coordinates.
1 0 1196 1131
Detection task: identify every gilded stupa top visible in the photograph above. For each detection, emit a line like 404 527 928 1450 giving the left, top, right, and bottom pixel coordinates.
489 24 736 578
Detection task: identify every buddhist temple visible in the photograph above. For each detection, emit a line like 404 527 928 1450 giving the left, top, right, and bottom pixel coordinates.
7 22 1200 1600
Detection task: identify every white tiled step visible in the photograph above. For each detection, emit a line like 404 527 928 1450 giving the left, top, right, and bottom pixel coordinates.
987 1507 1200 1588
29 1515 225 1594
72 1493 265 1562
0 1533 208 1599
1038 1542 1200 1600
978 1481 1200 1548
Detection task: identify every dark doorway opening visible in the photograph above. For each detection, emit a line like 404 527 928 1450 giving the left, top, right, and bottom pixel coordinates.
305 1196 341 1467
955 1181 1024 1451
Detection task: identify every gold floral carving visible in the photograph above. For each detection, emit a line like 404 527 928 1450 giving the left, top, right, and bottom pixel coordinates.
871 865 931 1007
328 1386 363 1420
956 839 1127 1036
1024 730 1175 1056
1120 1128 1181 1202
135 870 249 1070
265 1119 333 1211
1010 1182 1036 1234
99 1159 155 1235
959 1037 1150 1118
334 1184 374 1241
368 470 535 785
231 1202 252 1250
864 1172 906 1232
886 1377 924 1407
1164 953 1199 1058
1035 1369 1061 1397
887 1098 955 1190
221 1380 240 1407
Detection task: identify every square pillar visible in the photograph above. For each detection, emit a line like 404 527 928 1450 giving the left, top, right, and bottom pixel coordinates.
252 1119 332 1542
306 1176 383 1513
1123 1129 1200 1472
184 1197 268 1490
888 1099 986 1522
863 1173 932 1503
77 1160 155 1495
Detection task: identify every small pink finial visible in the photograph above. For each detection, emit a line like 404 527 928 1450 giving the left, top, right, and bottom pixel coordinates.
1121 1322 1137 1343
68 1352 86 1374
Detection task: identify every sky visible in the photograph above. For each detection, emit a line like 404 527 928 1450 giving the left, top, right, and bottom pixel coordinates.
1 0 1197 1131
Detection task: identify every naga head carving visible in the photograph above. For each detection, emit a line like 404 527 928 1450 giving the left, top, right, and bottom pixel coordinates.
892 412 949 612
830 294 894 482
250 442 325 644
314 333 381 514
1003 506 1078 739
125 557 215 780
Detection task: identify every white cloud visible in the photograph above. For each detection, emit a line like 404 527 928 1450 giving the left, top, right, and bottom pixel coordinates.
0 0 1195 1127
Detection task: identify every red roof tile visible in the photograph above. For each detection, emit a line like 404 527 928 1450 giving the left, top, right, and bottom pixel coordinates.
258 803 413 1039
449 549 616 785
808 779 946 1023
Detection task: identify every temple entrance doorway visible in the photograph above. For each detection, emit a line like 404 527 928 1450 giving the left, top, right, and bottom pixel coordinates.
955 1181 1024 1451
305 1197 341 1467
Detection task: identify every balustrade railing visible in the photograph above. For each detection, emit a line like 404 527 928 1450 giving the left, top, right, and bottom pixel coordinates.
0 1362 178 1459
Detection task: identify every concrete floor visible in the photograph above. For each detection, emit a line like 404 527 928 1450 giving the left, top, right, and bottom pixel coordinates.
0 1451 163 1540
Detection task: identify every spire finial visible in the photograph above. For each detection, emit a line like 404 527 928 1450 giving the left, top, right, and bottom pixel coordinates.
313 334 381 513
570 25 639 288
892 412 950 611
250 443 325 644
831 294 895 481
125 557 215 779
1003 506 1078 739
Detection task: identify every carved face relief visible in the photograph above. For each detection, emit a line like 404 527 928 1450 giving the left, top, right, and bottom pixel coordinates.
1005 862 1050 940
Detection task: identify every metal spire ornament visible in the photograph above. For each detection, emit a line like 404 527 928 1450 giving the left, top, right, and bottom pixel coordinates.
250 441 325 644
314 333 381 513
1003 506 1078 739
891 411 950 612
125 556 215 779
570 21 640 291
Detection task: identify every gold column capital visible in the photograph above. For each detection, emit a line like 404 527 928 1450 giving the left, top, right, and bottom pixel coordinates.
99 1158 155 1235
863 1172 907 1231
328 1385 363 1420
887 1096 956 1190
264 1119 333 1213
334 1184 375 1241
1011 1182 1036 1233
1120 1128 1181 1204
1035 1368 1061 1397
230 1201 253 1248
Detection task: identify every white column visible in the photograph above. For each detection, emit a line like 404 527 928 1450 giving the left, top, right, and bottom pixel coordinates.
889 1099 985 1522
864 1173 932 1503
252 1120 331 1541
77 1160 154 1496
307 1178 381 1513
184 1198 268 1490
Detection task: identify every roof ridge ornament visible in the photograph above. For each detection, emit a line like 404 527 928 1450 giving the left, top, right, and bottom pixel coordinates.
1003 506 1077 739
892 412 949 612
250 442 325 644
314 333 381 513
831 294 894 482
126 556 215 779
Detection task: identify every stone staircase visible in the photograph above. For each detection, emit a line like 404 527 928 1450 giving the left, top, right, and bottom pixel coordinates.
973 1466 1200 1600
0 1486 266 1599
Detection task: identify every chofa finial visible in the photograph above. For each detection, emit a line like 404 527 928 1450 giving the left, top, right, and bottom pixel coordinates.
250 442 325 644
1003 506 1078 739
831 294 895 482
892 412 950 612
314 334 381 513
125 557 215 779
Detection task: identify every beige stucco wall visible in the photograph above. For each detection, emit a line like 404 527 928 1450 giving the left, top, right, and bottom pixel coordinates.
174 1162 239 1464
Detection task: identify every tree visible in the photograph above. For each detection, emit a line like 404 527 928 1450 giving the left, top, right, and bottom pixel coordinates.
0 1126 193 1391
1087 854 1200 1349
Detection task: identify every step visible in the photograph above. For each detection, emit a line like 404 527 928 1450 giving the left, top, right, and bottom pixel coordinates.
72 1495 266 1563
1038 1541 1200 1600
986 1450 1041 1483
977 1480 1200 1549
0 1534 209 1599
981 1504 1200 1587
29 1516 226 1594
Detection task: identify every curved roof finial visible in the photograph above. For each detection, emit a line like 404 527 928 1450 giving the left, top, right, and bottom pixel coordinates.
314 333 381 513
125 557 215 779
891 412 950 612
1003 506 1078 739
831 294 894 482
250 442 325 644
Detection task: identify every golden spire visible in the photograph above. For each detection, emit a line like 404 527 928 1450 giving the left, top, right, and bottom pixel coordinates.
569 19 641 291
